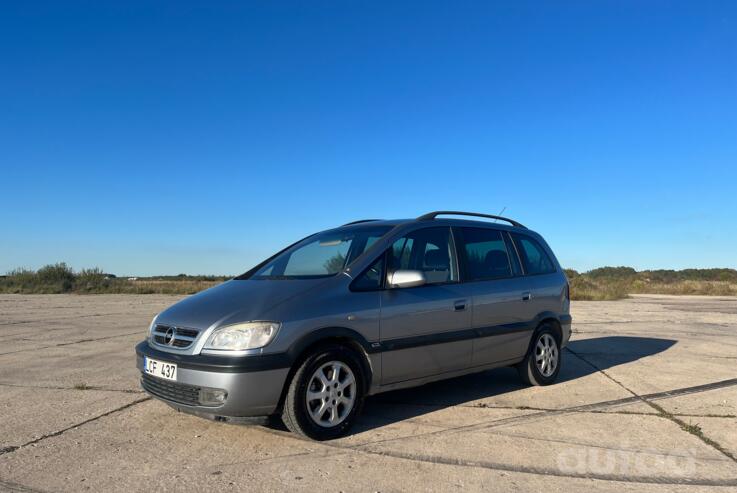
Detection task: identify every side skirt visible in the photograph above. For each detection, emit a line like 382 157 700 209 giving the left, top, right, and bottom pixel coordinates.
367 356 524 396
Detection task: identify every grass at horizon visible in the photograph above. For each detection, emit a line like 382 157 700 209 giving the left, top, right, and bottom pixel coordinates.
2 263 737 300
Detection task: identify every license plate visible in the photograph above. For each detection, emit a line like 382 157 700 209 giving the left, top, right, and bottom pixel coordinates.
143 356 177 381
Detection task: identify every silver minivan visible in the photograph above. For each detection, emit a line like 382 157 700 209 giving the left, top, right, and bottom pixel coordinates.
136 211 571 440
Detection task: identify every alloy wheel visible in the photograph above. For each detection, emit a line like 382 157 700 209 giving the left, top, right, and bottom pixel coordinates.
305 361 356 427
535 333 559 377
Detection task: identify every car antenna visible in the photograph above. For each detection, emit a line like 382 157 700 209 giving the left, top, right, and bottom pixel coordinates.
492 206 507 223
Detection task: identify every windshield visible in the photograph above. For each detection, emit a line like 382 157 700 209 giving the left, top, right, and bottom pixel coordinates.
247 226 392 280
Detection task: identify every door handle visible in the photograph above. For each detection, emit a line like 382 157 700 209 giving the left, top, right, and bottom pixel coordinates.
522 292 532 301
454 300 467 311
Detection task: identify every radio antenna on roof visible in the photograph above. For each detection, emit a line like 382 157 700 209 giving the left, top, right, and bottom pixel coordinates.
492 206 507 223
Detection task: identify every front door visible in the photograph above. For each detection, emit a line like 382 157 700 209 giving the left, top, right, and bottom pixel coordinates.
379 227 472 384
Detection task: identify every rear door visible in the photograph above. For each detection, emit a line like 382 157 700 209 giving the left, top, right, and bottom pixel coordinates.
379 227 472 384
511 233 565 317
455 227 536 366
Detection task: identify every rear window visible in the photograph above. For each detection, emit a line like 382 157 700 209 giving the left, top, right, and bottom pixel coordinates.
512 234 556 275
458 228 512 281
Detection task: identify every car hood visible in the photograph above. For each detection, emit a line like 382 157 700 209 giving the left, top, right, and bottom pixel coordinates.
155 278 327 330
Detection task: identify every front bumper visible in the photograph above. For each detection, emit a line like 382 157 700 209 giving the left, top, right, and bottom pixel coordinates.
560 314 573 347
135 341 290 418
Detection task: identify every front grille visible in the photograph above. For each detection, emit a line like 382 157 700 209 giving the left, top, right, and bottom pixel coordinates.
152 324 200 349
141 373 201 406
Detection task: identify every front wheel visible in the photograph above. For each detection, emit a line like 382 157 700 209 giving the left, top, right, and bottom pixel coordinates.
281 345 365 440
518 324 561 386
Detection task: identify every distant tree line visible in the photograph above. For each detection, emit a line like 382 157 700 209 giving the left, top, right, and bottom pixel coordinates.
565 266 737 300
1 262 736 299
0 263 229 294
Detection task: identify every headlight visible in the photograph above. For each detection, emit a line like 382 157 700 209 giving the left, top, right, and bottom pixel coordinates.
148 314 159 334
204 322 280 351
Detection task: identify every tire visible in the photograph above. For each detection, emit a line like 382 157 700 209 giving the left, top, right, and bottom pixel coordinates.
517 323 562 386
281 344 365 440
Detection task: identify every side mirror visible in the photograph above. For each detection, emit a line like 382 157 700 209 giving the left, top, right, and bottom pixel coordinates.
387 270 426 289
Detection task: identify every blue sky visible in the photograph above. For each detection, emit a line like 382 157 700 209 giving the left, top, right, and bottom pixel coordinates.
2 1 736 276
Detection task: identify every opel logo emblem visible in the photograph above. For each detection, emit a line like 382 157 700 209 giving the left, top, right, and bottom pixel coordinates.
164 327 176 345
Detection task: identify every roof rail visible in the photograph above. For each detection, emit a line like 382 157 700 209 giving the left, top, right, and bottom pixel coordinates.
416 211 526 229
341 219 380 226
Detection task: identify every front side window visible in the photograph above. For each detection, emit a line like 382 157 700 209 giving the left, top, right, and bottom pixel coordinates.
388 227 457 284
249 226 391 279
351 254 385 291
513 234 556 275
458 228 512 281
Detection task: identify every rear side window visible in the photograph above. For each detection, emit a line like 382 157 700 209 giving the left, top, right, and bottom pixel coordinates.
503 232 523 276
513 234 556 275
388 227 458 284
458 228 512 281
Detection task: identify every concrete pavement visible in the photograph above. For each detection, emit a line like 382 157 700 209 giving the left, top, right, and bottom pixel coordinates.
1 294 736 492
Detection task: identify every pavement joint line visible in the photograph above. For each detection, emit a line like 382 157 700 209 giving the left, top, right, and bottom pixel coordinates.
0 479 46 493
0 328 116 343
572 330 737 338
208 442 349 470
340 373 737 450
259 426 737 486
263 423 737 487
0 396 151 457
644 400 737 463
566 351 737 361
290 370 737 480
0 381 144 394
0 311 149 326
667 412 737 419
0 326 116 342
375 399 736 419
343 446 737 487
477 427 730 463
639 377 737 402
358 407 733 458
0 324 149 342
259 418 737 486
574 320 680 325
565 347 737 464
0 331 145 356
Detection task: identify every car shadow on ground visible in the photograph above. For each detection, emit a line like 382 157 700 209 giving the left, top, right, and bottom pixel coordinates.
348 335 676 434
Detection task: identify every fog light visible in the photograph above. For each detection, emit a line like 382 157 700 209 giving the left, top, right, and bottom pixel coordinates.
199 388 228 406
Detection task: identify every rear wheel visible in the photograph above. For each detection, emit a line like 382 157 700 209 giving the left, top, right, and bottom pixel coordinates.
518 324 561 386
281 345 365 440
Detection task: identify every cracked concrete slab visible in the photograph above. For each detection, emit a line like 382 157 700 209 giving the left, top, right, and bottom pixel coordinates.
0 400 318 491
0 386 144 449
0 337 146 391
656 386 737 417
356 411 737 485
692 417 737 459
1 293 737 491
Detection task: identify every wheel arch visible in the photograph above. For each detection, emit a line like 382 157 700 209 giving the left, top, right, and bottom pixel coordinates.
523 312 564 357
533 312 563 341
275 327 376 412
